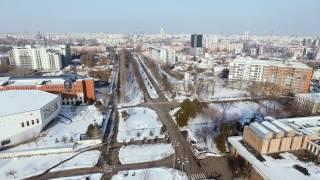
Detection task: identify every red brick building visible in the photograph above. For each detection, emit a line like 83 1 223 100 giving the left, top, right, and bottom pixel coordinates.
0 76 95 105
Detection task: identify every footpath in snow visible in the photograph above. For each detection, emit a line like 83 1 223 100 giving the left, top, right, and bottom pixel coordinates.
0 150 100 179
119 144 174 164
111 167 188 180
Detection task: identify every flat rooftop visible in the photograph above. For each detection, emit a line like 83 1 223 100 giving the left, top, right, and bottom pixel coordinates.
231 57 311 69
279 116 320 136
0 90 58 117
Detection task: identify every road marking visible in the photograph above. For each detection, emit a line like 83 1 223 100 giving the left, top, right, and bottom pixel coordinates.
189 173 207 180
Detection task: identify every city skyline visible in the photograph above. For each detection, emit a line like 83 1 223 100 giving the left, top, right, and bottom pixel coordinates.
1 0 320 36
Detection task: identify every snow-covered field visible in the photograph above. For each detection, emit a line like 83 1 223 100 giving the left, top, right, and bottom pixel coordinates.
119 144 174 164
135 56 159 99
0 150 100 179
117 107 165 142
5 105 104 152
50 173 103 180
111 167 188 180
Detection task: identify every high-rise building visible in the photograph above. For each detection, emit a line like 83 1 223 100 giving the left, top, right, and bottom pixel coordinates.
191 34 203 57
229 57 313 93
9 46 62 70
191 34 203 48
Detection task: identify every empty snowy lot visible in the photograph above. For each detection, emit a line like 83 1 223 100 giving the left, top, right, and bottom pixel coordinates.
0 150 100 179
119 144 174 164
117 107 165 143
111 167 188 180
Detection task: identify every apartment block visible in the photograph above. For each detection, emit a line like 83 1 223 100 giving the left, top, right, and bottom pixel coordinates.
229 57 313 93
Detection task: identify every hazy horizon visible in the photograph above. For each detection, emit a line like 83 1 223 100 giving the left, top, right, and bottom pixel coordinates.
1 0 319 36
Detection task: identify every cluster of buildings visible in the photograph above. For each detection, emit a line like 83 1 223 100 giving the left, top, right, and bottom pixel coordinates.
8 45 71 71
0 75 96 149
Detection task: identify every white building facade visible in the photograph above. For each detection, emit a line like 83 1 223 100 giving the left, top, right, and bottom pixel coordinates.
0 90 61 148
9 46 62 70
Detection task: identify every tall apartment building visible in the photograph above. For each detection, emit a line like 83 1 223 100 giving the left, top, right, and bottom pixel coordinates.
0 76 95 105
191 34 203 57
149 46 176 66
229 57 313 93
9 45 62 70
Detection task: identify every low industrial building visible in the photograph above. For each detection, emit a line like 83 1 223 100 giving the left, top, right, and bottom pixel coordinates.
229 116 320 180
0 90 60 148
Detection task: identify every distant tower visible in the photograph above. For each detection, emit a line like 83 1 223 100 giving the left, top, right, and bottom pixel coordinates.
244 31 249 41
160 27 165 39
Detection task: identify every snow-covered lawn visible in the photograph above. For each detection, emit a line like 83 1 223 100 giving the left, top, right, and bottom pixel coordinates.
198 84 250 101
111 167 188 180
117 107 165 143
119 144 174 164
5 105 104 152
50 150 101 172
50 173 103 180
135 56 159 99
0 150 100 179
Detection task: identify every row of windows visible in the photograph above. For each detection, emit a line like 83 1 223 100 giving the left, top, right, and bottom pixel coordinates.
21 119 40 128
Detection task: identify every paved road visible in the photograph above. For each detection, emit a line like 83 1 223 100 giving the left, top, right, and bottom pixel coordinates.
136 54 233 179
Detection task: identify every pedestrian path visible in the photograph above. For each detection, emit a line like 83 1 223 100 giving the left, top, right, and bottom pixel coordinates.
188 173 207 180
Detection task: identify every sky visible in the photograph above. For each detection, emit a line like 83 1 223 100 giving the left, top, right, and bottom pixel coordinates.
0 0 319 35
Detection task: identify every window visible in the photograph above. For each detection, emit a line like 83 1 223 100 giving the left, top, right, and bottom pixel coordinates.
1 139 11 146
26 121 30 126
32 120 34 125
21 122 25 128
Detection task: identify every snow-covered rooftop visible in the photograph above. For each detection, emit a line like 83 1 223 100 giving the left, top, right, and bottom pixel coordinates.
231 57 311 69
0 90 58 117
272 120 295 134
261 121 283 134
249 122 272 139
279 116 320 136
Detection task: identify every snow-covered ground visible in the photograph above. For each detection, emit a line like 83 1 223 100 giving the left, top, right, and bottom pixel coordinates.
5 105 103 152
229 136 320 180
121 64 144 106
135 56 159 99
170 101 288 157
119 144 174 164
111 167 188 180
0 150 100 179
50 150 101 172
50 173 103 180
117 107 165 143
